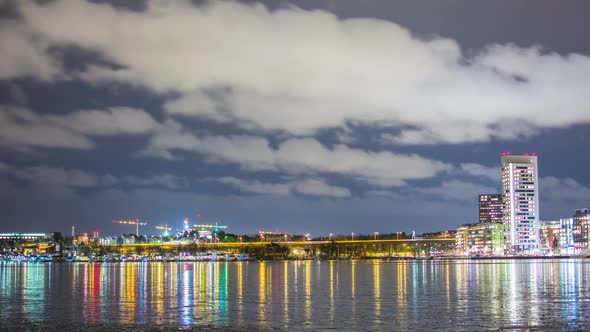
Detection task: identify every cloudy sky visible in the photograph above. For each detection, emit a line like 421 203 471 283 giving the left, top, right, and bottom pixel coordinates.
1 0 589 236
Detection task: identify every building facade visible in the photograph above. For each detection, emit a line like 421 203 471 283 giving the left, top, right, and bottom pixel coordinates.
479 194 503 223
501 153 540 254
560 218 575 253
455 223 504 256
573 209 590 253
539 220 561 251
455 224 471 255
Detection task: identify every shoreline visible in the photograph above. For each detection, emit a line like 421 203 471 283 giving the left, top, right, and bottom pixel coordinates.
1 254 585 263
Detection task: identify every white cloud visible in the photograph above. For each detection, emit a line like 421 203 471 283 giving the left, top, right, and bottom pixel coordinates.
541 176 590 206
141 122 451 187
126 173 188 190
291 178 351 198
0 106 158 151
0 22 61 80
215 176 350 198
137 119 202 160
164 91 228 122
7 0 590 143
415 180 498 202
0 162 193 190
0 106 94 150
460 163 500 182
217 177 291 196
47 107 159 135
0 163 118 188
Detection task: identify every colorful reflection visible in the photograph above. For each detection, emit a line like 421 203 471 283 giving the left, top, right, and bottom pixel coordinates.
283 260 289 323
1 260 590 330
259 261 267 327
305 260 312 323
329 260 334 322
373 261 381 317
23 264 46 322
237 260 243 322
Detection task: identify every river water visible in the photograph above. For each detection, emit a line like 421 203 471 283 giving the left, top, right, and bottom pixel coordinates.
0 259 588 331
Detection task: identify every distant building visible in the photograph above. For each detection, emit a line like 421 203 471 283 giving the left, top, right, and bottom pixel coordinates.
258 231 290 242
501 153 540 254
573 209 590 253
0 232 63 254
421 230 457 238
74 233 89 245
455 224 471 255
539 220 561 251
560 218 575 253
455 223 504 256
479 194 503 223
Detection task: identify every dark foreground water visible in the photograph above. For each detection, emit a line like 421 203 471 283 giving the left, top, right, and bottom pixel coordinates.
0 259 589 331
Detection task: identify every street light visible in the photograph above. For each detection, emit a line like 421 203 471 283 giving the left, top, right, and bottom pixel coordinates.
351 232 354 241
374 232 379 240
329 233 333 241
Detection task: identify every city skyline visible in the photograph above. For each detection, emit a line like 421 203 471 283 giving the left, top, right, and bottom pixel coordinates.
1 0 590 235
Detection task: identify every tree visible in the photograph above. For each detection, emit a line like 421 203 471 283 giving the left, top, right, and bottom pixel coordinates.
319 241 339 259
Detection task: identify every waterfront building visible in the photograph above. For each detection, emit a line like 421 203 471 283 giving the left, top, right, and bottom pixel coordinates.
560 218 575 253
0 232 63 254
455 224 471 255
501 153 540 254
455 223 504 256
479 194 503 223
422 230 457 238
258 230 291 242
538 220 561 251
573 208 590 253
74 233 89 245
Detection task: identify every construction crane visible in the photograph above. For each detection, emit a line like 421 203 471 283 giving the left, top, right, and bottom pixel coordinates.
112 219 148 236
155 224 172 236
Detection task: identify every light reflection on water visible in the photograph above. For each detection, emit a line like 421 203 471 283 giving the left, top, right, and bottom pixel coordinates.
0 259 589 330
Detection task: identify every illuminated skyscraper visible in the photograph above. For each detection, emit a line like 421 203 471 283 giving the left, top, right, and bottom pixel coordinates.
501 153 539 253
573 208 590 253
479 194 503 223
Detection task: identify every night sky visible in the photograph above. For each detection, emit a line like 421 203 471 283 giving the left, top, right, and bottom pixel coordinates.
1 0 589 236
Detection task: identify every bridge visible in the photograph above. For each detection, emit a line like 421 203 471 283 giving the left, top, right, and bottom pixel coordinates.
99 237 456 257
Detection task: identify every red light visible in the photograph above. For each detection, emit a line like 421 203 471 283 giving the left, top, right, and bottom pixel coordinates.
524 153 529 156
532 152 536 156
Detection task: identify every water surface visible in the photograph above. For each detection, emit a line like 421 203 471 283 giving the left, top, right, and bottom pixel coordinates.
0 259 588 330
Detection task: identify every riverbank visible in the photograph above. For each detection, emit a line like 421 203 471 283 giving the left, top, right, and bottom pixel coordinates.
2 253 585 263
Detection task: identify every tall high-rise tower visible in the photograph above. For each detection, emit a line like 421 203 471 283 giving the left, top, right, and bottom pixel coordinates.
501 152 539 253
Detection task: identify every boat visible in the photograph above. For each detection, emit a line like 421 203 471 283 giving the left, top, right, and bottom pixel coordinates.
38 254 54 262
381 256 414 262
237 253 250 261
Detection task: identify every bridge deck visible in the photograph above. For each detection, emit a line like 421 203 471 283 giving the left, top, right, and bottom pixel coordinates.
102 238 455 249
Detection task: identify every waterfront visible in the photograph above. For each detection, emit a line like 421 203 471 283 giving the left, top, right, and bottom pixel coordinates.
1 260 589 330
